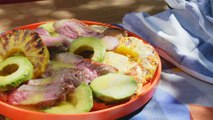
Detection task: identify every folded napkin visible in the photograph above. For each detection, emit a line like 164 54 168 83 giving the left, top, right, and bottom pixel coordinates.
120 87 190 120
121 0 213 84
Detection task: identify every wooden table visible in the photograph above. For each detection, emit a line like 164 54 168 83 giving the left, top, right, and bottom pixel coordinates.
0 0 167 33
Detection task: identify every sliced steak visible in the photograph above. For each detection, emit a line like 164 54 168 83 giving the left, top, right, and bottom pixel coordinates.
8 68 85 108
8 83 69 108
55 52 84 65
77 59 118 76
35 27 69 47
54 19 99 40
7 58 117 108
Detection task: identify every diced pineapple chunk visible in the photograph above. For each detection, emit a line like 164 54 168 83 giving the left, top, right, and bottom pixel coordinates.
103 52 137 74
115 37 139 58
113 37 159 94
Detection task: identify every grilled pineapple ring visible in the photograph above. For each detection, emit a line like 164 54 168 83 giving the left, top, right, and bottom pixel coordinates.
115 37 159 94
0 30 49 78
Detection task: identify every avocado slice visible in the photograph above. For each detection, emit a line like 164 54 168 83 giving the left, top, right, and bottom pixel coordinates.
0 56 33 91
69 37 106 62
90 73 137 103
43 83 93 114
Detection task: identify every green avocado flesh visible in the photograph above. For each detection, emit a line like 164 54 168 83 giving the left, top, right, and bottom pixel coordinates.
48 61 74 70
39 22 59 37
0 56 33 91
90 73 137 103
69 37 106 62
43 83 93 114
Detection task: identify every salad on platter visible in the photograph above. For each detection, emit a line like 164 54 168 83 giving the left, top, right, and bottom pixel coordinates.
0 19 159 114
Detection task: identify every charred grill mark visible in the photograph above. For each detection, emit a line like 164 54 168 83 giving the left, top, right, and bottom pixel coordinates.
12 30 17 35
30 31 45 49
14 31 21 44
37 39 42 44
22 30 30 41
39 47 44 54
7 32 12 39
35 38 43 49
13 30 19 44
26 30 31 37
31 31 40 41
25 31 36 48
25 45 31 52
0 39 2 48
15 30 20 36
2 34 8 42
25 40 34 50
2 34 9 50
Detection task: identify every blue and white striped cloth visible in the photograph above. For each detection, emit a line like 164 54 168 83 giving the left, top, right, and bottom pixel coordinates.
121 0 213 84
119 1 213 119
120 58 213 120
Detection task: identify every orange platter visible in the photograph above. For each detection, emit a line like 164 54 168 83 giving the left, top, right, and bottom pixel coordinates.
0 21 161 120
